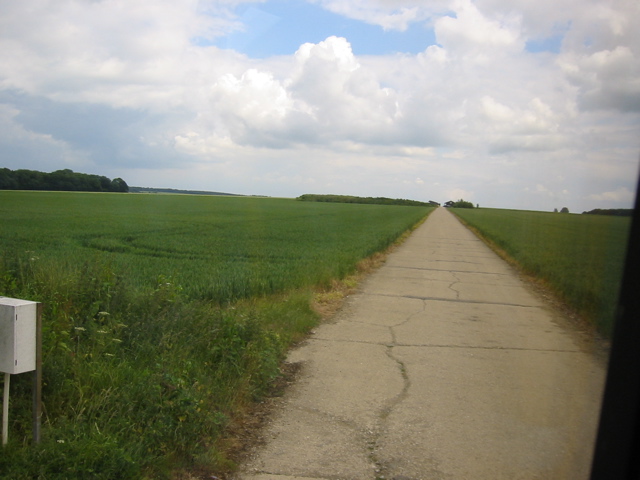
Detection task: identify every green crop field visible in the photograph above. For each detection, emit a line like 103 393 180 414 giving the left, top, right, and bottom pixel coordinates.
0 192 431 302
451 208 631 337
0 191 432 478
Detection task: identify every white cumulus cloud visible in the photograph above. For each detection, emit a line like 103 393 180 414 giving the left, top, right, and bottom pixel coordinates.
589 187 636 204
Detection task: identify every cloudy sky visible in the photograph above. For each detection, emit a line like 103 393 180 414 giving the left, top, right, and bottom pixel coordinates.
1 0 638 211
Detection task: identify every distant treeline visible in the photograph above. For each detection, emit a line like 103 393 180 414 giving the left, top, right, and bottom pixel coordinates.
129 186 243 196
297 194 438 207
0 168 129 192
582 208 634 216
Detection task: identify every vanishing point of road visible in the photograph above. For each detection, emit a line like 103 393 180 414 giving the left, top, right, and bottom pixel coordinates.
236 207 607 480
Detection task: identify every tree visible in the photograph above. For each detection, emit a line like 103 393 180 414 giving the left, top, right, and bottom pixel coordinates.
99 176 112 191
14 169 45 190
0 168 18 189
452 199 474 208
110 178 129 192
560 207 569 213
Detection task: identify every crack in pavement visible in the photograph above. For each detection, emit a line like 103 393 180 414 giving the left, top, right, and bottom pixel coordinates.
365 300 426 479
363 292 542 308
386 265 513 276
291 303 428 479
279 323 417 480
245 465 345 478
311 337 390 347
392 343 582 353
447 272 461 300
309 337 582 354
425 259 484 265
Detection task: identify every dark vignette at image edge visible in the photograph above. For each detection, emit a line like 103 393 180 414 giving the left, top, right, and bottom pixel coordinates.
590 165 640 480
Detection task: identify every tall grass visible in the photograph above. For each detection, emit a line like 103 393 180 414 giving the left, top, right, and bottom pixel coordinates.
451 208 631 337
0 191 432 478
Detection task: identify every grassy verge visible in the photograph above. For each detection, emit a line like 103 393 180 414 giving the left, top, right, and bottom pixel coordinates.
451 208 631 337
0 192 433 478
0 260 319 479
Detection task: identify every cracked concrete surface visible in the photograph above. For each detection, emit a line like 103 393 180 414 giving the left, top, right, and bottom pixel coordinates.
236 207 606 480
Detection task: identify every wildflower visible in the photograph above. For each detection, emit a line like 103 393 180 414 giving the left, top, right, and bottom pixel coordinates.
57 439 65 444
74 327 86 332
97 311 110 317
97 329 108 334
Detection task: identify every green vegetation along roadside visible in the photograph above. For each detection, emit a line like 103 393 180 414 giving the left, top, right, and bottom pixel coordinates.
0 191 432 479
297 193 439 207
451 208 631 337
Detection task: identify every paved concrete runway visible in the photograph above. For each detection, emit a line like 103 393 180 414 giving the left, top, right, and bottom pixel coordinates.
236 207 607 480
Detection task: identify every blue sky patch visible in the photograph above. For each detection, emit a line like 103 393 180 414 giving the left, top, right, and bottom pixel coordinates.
212 0 437 57
524 22 569 54
525 34 564 54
